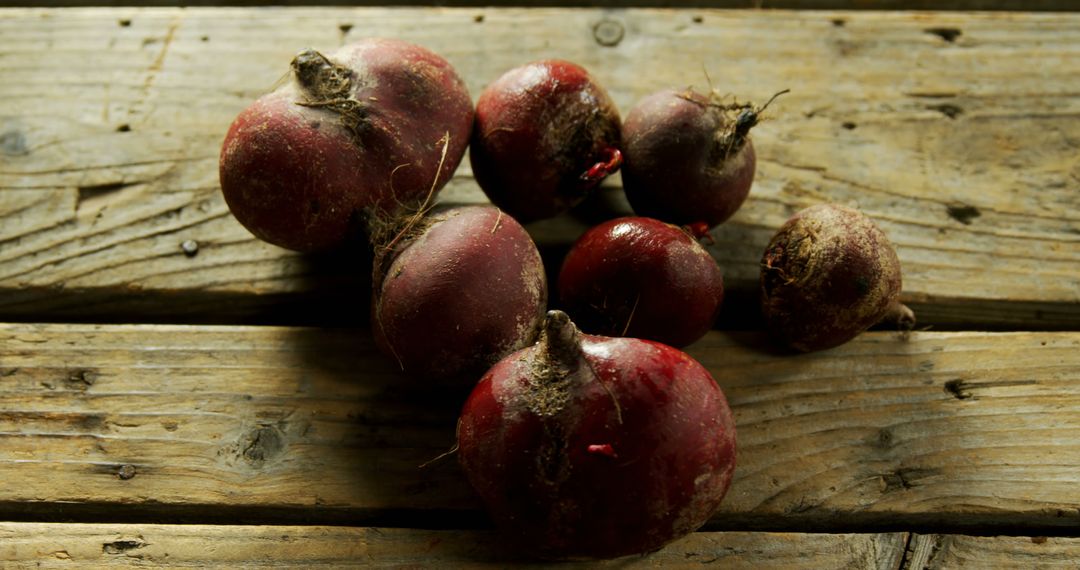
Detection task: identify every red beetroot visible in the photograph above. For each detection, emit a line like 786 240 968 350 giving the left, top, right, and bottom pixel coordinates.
470 60 622 223
371 205 547 379
457 310 737 560
558 217 724 347
621 89 785 228
760 203 914 352
219 39 474 251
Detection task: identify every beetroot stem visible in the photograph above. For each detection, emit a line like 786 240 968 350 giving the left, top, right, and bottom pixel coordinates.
579 147 623 187
683 221 713 241
539 310 583 372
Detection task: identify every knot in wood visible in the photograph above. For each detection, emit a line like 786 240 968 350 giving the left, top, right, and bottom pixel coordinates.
592 19 624 47
240 425 286 465
0 129 28 156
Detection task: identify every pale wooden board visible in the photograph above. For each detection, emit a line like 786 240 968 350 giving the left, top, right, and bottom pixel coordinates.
3 525 1080 569
0 8 1077 327
907 533 1080 569
0 523 910 568
12 1 1080 12
1 323 1078 531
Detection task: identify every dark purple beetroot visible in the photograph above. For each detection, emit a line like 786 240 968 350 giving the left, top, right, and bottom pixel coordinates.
219 39 474 251
457 310 737 560
371 205 547 379
470 60 622 223
621 88 784 229
760 203 913 352
558 217 724 347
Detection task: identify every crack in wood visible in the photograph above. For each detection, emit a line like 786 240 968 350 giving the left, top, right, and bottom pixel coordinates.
904 91 960 99
944 378 1038 400
0 155 213 177
102 537 146 555
946 204 980 225
76 181 137 212
143 20 179 91
924 27 962 43
0 209 231 284
944 379 972 400
880 467 941 492
895 532 914 570
901 534 947 569
0 195 57 221
928 103 964 119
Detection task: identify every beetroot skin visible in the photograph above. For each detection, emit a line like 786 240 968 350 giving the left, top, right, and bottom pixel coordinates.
457 311 737 560
219 39 474 251
372 205 547 379
621 88 766 228
761 203 911 352
558 217 724 348
470 60 622 223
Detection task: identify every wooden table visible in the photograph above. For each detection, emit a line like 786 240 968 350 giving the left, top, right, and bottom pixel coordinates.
1 5 1078 567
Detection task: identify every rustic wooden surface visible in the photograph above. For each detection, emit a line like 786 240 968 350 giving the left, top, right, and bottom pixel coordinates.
906 534 1080 569
2 5 1078 567
1 323 1077 533
0 8 1077 327
0 523 910 568
4 524 1080 569
17 1 1079 12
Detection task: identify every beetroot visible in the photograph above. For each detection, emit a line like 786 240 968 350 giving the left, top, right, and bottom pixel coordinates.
557 217 723 347
760 203 914 352
371 205 547 379
457 310 737 560
219 39 473 251
620 89 785 228
470 60 622 223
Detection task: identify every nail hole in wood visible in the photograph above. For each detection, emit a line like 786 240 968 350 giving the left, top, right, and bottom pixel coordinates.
180 240 199 257
925 27 961 43
946 204 980 225
927 103 963 119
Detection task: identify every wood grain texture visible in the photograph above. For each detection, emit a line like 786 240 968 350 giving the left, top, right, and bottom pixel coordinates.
1 323 1078 532
0 8 1077 327
4 523 1078 569
904 533 1080 569
0 523 908 568
10 1 1079 12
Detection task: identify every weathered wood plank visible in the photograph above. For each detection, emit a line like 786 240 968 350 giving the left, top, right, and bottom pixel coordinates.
0 523 908 569
10 1 1079 12
0 8 1077 327
3 525 1080 570
907 533 1080 569
1 323 1077 531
